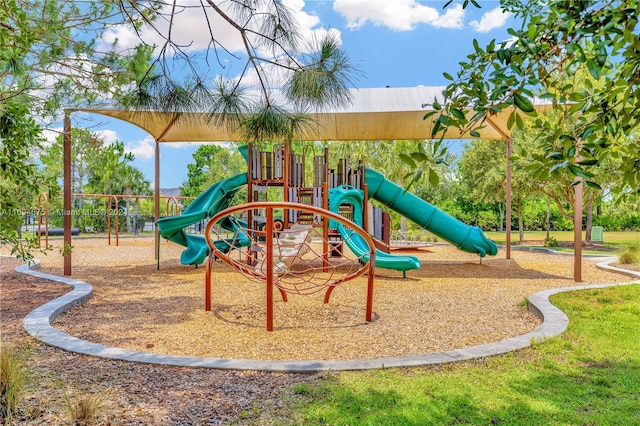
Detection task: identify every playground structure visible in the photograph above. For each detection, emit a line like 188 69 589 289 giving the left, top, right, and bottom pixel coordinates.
35 192 192 248
204 202 376 331
156 142 498 330
157 142 497 270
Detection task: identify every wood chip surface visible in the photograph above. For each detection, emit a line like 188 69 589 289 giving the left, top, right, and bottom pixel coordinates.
28 237 631 362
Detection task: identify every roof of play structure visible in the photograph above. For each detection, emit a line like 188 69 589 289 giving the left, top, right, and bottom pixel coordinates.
77 86 552 143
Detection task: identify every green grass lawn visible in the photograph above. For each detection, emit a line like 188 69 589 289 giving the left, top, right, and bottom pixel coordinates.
251 284 640 425
486 230 640 248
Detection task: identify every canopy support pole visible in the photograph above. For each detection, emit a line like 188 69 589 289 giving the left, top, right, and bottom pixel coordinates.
574 172 583 283
505 138 512 260
153 114 180 263
63 112 72 275
154 140 160 261
485 116 513 260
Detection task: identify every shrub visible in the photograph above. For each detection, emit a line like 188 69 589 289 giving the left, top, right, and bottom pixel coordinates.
544 236 559 247
619 245 640 264
476 210 500 231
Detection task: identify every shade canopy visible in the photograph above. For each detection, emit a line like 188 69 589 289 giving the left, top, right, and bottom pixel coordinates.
78 86 552 143
64 85 584 283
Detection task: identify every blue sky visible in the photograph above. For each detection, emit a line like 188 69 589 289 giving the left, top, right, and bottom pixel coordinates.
62 1 517 189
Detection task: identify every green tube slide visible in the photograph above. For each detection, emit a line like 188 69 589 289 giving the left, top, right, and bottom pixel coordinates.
364 167 498 257
156 173 249 265
328 185 421 272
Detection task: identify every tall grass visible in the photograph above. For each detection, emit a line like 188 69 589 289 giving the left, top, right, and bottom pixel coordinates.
63 389 109 426
619 245 639 264
0 341 29 423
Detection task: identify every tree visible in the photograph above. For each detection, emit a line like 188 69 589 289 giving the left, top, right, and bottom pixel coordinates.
513 112 627 241
41 130 135 196
86 142 135 196
1 1 152 116
432 0 639 197
120 1 362 140
113 164 151 233
180 144 246 198
2 1 359 259
1 0 151 257
40 129 145 231
40 129 101 198
457 139 539 239
458 141 508 230
0 100 51 261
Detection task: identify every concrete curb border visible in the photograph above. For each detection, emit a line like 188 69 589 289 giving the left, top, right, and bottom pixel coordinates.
19 256 640 372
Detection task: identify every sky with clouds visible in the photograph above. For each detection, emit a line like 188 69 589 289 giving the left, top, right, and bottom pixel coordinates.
65 0 515 189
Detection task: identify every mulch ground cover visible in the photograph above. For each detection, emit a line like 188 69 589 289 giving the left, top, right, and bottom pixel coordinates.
1 237 635 424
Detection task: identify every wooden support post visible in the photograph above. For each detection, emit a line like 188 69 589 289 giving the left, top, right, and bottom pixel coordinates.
324 147 329 186
266 207 274 331
247 142 254 230
323 182 329 269
362 183 369 233
574 178 583 282
115 198 119 246
154 141 160 262
366 254 375 322
505 139 512 259
283 142 290 228
205 253 214 311
107 196 112 246
63 113 72 276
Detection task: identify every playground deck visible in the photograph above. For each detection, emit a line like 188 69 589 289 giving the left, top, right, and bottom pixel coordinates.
24 237 633 362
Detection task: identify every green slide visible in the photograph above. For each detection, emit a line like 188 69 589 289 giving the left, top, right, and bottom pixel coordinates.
156 173 249 265
328 185 421 272
364 167 498 257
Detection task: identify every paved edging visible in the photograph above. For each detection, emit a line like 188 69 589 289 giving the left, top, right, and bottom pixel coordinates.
19 257 640 372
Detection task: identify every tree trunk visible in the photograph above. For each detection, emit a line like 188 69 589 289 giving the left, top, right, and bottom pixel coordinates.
498 202 505 232
125 198 132 233
585 201 593 242
517 198 524 242
545 196 551 240
134 198 140 235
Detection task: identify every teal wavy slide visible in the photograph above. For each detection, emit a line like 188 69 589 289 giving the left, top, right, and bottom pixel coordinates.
328 185 422 272
156 173 249 265
364 167 498 257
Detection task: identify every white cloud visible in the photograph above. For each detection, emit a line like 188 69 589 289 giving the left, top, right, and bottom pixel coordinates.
281 0 344 51
41 127 62 148
38 126 155 173
469 7 511 33
99 0 332 57
165 141 211 149
284 0 322 39
333 0 465 31
435 4 465 29
100 1 243 53
125 136 155 160
98 0 344 94
221 53 295 91
250 31 346 88
40 126 119 149
99 24 142 51
94 129 119 145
